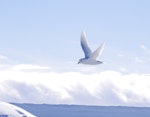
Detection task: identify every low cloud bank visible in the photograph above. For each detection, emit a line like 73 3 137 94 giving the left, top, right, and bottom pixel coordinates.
0 64 150 107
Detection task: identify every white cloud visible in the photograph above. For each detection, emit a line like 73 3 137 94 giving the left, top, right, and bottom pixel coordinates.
140 45 147 51
140 44 150 55
12 64 51 71
134 57 145 64
119 67 128 73
147 58 150 62
0 64 10 68
117 53 125 57
0 64 150 107
0 55 8 60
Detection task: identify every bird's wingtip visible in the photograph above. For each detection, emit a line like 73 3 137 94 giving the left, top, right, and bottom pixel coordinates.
81 31 86 40
81 31 86 36
102 42 105 47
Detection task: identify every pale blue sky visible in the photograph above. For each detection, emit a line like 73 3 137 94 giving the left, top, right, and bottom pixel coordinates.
0 0 150 73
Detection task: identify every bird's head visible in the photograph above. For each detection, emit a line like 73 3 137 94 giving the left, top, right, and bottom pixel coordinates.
78 58 83 64
97 61 103 64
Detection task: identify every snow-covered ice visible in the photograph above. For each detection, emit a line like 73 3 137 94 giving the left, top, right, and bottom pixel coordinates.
0 102 36 117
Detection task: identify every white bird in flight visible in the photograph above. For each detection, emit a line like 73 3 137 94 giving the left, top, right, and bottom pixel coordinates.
78 32 105 65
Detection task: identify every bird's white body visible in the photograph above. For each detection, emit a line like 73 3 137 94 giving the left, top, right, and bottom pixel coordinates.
78 32 105 65
79 58 103 65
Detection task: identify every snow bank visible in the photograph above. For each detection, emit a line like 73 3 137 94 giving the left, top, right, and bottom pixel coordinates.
0 102 36 117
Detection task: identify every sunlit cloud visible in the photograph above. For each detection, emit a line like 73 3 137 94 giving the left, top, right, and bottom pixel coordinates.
0 64 150 107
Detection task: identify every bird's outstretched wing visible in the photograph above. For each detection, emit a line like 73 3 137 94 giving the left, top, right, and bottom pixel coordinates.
90 42 105 59
80 32 92 58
